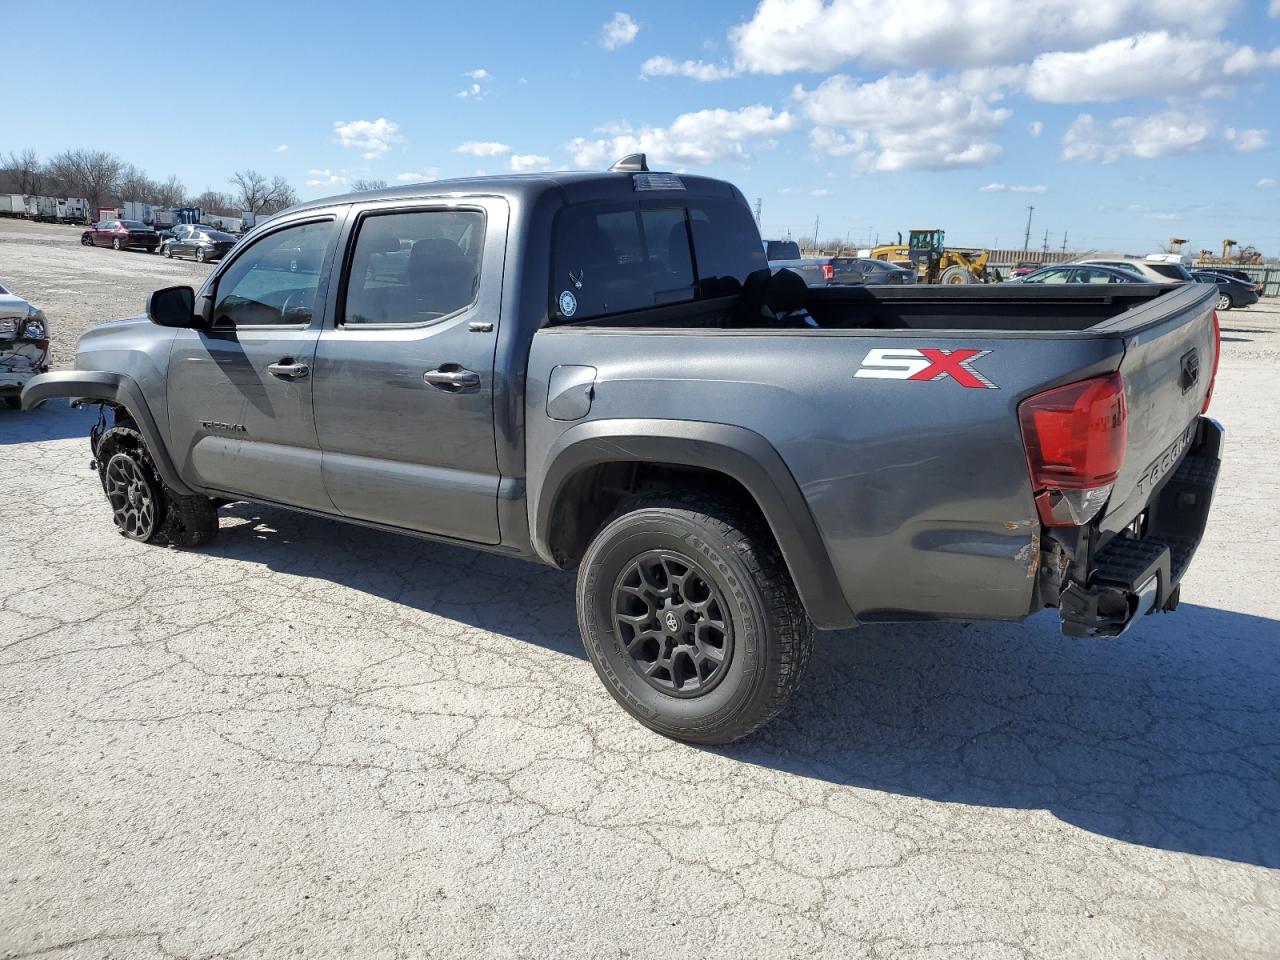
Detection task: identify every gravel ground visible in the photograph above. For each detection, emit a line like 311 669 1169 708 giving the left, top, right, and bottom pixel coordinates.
1 217 1278 959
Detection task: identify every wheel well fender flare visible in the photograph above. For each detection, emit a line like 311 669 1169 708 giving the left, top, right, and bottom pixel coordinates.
533 418 855 629
20 370 194 496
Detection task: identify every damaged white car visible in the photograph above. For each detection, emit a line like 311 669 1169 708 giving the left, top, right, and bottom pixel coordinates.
0 282 50 409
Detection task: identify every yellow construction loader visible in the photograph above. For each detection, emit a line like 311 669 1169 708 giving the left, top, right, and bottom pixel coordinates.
869 229 994 284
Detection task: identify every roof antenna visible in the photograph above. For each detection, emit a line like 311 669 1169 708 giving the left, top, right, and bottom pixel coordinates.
609 153 649 173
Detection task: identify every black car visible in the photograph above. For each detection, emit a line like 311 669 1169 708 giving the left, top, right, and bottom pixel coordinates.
1191 270 1260 310
1012 264 1145 285
159 226 237 263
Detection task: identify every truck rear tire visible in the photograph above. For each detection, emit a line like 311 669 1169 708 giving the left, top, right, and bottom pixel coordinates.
576 493 814 744
94 426 219 547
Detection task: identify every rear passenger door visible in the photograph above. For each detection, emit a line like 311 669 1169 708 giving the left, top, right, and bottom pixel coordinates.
312 199 508 544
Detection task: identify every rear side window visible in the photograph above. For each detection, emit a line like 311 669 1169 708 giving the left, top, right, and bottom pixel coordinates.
767 240 801 260
343 209 485 325
551 204 694 321
551 197 765 322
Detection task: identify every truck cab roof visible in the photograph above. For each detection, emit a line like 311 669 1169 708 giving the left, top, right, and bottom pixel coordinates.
281 169 747 218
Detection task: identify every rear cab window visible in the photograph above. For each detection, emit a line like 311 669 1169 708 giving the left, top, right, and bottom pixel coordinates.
550 196 766 322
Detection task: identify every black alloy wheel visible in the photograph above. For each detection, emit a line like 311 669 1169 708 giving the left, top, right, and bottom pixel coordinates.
103 451 161 541
612 550 734 697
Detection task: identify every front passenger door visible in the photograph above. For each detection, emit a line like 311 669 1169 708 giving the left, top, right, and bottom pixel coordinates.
166 215 343 510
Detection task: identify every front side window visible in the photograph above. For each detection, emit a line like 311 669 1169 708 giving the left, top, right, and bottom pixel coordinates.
211 219 336 327
343 209 485 325
1025 268 1069 284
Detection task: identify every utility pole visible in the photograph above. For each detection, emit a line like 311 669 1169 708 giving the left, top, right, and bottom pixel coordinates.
813 215 821 248
753 197 762 225
1042 228 1050 254
1061 231 1068 254
1023 205 1034 252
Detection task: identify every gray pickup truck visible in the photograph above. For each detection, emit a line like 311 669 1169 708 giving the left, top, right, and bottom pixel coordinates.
23 156 1224 744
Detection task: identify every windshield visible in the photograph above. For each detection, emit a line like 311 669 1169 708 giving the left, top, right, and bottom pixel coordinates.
120 220 149 230
1148 263 1193 281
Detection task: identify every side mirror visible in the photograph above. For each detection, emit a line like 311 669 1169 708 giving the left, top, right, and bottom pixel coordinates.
147 285 198 328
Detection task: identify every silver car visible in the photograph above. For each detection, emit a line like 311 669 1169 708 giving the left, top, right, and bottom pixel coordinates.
0 282 50 409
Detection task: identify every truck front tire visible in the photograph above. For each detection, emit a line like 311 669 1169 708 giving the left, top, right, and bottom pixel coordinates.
94 426 219 548
576 493 814 744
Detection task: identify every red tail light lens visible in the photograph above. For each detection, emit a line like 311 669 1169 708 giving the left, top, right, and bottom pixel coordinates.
1019 373 1127 526
821 263 835 281
1202 310 1220 414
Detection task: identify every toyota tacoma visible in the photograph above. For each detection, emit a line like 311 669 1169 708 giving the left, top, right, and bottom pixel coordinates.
23 156 1224 744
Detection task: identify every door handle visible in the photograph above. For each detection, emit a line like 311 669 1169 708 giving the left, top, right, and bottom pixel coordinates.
267 361 309 380
423 365 481 392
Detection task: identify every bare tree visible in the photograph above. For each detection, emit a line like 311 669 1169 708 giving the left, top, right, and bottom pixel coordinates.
349 178 387 192
153 175 186 208
260 176 298 214
46 149 123 211
229 169 298 214
1 148 43 195
189 190 235 216
117 164 158 204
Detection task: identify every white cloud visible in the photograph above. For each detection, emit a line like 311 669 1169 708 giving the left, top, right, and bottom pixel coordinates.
729 0 1225 74
273 144 288 153
509 154 552 173
456 141 512 157
567 105 794 167
796 72 1009 171
1226 127 1269 152
980 183 1048 193
641 56 736 81
306 168 347 188
809 188 832 197
1258 177 1278 188
333 118 401 159
394 168 440 183
457 69 493 99
1271 0 1280 17
1061 110 1213 162
1025 32 1280 102
600 12 639 50
1028 121 1043 138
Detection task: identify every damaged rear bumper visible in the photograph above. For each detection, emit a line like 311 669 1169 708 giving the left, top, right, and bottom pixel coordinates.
1059 416 1224 638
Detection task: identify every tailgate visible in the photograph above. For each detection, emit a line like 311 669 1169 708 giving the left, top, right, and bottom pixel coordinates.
1097 282 1218 536
829 258 864 284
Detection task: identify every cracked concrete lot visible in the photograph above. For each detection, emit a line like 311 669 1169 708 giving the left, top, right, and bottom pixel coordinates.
1 220 1278 958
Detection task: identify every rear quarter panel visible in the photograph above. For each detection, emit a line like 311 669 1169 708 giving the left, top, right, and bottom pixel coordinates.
527 327 1125 623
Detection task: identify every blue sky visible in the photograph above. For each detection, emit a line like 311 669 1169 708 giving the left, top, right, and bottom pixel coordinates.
9 0 1280 253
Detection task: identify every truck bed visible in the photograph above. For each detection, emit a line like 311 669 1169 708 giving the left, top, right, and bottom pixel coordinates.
560 281 1189 334
529 280 1218 627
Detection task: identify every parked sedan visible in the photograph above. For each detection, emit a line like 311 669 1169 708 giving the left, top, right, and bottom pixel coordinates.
1011 264 1146 285
0 281 50 409
80 219 160 252
160 227 238 263
1191 270 1260 311
847 258 917 284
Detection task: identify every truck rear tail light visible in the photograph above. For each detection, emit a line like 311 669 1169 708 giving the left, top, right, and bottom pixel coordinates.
1202 310 1220 414
1019 372 1127 527
821 264 835 282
